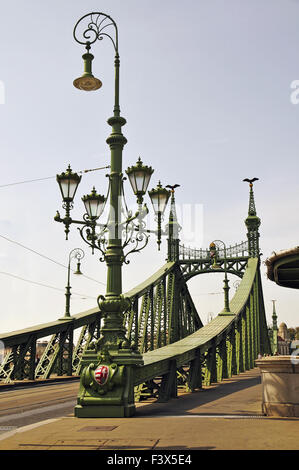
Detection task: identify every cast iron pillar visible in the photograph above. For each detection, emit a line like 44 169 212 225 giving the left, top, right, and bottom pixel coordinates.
73 12 143 419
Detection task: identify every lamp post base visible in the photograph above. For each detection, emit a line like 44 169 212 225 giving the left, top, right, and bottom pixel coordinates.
74 403 136 418
74 347 143 418
218 310 234 316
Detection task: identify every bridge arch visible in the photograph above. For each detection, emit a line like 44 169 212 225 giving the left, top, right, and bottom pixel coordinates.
177 240 249 282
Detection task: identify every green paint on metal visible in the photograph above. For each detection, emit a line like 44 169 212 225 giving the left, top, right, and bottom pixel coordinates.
0 171 272 414
132 258 270 391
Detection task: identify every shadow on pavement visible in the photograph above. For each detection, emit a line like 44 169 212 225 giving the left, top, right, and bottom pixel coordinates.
135 371 261 417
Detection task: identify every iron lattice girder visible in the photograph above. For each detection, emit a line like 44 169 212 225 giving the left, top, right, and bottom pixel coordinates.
133 258 271 389
0 350 13 381
178 257 249 281
0 307 101 383
125 262 203 354
0 256 271 402
34 333 60 379
35 325 75 379
10 336 35 381
0 261 202 382
72 320 101 375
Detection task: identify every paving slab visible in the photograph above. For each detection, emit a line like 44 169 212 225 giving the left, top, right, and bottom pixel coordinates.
0 368 298 451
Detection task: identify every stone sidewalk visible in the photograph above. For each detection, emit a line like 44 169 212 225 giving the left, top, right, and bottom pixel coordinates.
0 368 298 450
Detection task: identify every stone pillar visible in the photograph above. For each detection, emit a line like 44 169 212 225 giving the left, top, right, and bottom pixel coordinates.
256 356 299 417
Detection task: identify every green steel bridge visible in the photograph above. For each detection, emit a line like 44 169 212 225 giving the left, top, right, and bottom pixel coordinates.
0 182 271 409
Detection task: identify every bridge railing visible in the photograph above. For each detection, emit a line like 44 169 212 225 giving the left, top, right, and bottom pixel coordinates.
179 241 249 260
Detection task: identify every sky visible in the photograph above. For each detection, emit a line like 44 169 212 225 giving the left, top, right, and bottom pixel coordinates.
0 0 299 337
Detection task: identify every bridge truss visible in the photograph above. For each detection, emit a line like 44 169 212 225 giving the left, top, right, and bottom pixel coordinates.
0 256 271 399
0 182 271 408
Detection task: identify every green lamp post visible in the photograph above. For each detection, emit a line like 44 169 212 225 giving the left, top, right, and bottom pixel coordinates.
59 248 84 321
209 239 231 313
54 12 173 418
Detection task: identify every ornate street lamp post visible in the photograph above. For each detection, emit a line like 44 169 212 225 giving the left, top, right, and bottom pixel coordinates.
60 248 84 321
54 12 173 417
209 240 230 313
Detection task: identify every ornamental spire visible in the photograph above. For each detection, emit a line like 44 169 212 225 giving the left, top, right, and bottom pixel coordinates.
272 299 278 330
166 184 181 261
169 188 179 236
243 178 261 257
243 177 259 216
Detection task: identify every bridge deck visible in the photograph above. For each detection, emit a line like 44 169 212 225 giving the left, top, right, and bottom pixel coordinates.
1 368 298 450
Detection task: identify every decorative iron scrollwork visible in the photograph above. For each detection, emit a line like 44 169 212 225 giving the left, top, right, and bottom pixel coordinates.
73 12 118 53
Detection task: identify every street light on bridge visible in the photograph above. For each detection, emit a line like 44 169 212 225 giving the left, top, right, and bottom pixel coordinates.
59 248 85 321
209 240 230 313
54 11 178 418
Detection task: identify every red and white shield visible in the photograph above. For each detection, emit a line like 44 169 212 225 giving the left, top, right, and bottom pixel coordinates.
94 365 109 386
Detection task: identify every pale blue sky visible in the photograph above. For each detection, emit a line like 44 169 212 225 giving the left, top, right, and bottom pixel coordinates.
0 0 299 334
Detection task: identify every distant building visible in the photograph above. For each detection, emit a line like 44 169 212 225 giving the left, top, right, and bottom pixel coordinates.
269 301 291 355
277 322 291 355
